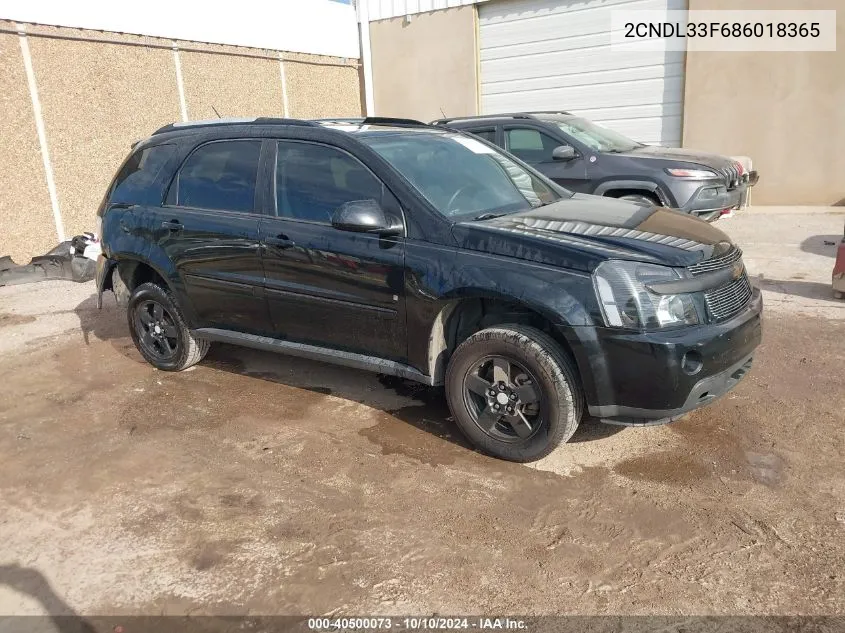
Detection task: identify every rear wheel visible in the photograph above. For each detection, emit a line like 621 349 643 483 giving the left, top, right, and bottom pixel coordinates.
445 324 582 462
127 282 209 371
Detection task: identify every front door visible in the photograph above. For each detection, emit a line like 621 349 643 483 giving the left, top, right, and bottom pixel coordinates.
154 138 271 334
260 140 406 361
504 126 590 192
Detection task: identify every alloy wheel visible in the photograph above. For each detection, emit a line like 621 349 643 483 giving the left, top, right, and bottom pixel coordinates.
133 300 179 361
462 355 544 442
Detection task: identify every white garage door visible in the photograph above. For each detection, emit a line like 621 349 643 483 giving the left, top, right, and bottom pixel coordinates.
479 0 687 146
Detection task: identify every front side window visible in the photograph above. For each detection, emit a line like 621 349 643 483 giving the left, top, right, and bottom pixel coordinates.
361 131 562 219
275 141 383 223
168 140 261 212
554 117 642 153
505 128 561 164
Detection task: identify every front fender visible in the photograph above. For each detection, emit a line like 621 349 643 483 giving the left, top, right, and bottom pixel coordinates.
405 242 598 379
592 179 671 206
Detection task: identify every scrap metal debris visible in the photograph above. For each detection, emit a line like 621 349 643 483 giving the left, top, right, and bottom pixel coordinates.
0 233 100 286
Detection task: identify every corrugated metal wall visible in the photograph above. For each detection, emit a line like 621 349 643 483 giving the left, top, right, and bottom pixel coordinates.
363 0 485 21
478 0 687 146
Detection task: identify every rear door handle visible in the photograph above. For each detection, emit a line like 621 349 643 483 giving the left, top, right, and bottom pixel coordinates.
161 220 183 231
265 235 295 249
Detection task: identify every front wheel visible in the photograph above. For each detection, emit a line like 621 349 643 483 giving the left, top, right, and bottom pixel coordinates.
127 282 210 371
618 193 658 207
445 324 583 462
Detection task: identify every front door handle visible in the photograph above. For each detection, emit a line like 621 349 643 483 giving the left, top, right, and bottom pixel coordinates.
265 235 295 249
161 220 184 231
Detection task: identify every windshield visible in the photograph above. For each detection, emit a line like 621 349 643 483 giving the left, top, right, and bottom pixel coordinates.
361 131 563 218
554 118 643 153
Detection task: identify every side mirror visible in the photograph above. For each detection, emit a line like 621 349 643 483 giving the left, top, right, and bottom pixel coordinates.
331 200 402 235
552 145 577 161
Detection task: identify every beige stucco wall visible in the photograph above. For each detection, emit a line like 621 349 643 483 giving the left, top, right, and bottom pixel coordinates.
0 31 56 264
369 7 478 122
285 52 363 119
0 20 362 262
178 43 285 120
683 0 845 205
25 25 182 242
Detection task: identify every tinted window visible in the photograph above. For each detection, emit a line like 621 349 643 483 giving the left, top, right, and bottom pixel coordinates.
169 140 261 212
361 131 561 218
110 144 175 204
276 141 383 223
554 117 642 152
505 128 561 163
470 129 497 144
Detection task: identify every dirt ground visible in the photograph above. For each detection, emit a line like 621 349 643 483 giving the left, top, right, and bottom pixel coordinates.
0 208 843 618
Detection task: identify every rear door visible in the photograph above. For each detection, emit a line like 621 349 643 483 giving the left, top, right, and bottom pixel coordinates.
259 139 407 361
154 138 271 334
504 125 590 192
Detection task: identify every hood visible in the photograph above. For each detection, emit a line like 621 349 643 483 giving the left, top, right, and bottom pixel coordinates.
451 194 734 272
615 145 735 171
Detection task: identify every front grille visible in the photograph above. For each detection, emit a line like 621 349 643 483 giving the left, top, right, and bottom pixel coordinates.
704 274 753 320
718 163 740 190
688 246 743 275
688 246 753 321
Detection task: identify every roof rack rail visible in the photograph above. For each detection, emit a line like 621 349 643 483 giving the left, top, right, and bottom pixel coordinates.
431 111 571 125
152 117 318 135
314 116 428 127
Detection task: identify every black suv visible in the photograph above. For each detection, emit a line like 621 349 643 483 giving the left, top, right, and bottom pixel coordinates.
96 117 762 462
433 112 758 222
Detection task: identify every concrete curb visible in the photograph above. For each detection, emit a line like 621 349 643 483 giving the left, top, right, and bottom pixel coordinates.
740 206 845 215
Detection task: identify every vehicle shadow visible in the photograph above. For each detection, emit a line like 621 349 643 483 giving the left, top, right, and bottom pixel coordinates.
800 234 840 258
0 564 95 632
752 276 841 303
73 291 127 345
74 294 624 451
201 343 624 451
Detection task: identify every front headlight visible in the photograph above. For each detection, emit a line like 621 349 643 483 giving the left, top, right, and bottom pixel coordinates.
593 260 700 330
665 168 719 180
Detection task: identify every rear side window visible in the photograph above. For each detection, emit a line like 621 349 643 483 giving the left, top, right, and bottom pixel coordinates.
275 141 383 223
110 144 175 204
167 140 261 212
470 129 497 144
505 128 560 164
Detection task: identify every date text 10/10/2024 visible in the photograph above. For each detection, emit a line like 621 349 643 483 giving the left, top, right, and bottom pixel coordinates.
307 618 527 630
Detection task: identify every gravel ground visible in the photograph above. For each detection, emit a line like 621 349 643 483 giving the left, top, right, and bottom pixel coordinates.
0 208 843 620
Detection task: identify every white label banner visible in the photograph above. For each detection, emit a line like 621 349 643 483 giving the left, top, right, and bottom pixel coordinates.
611 10 836 51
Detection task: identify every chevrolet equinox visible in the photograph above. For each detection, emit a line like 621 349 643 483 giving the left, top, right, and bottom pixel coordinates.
96 117 763 462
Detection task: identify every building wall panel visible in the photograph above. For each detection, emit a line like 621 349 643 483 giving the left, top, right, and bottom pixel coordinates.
0 30 56 263
179 44 285 120
369 7 477 122
285 52 363 119
684 0 845 205
26 25 182 240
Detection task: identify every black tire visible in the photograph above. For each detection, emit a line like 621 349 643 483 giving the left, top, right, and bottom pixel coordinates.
445 324 583 462
127 282 210 371
618 193 659 207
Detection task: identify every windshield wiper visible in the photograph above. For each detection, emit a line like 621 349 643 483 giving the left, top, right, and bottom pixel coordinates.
473 212 508 221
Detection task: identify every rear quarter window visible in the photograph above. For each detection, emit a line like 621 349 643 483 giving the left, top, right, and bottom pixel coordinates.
109 144 176 205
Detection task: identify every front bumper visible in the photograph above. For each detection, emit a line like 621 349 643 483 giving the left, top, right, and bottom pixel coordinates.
569 287 763 425
679 181 746 221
